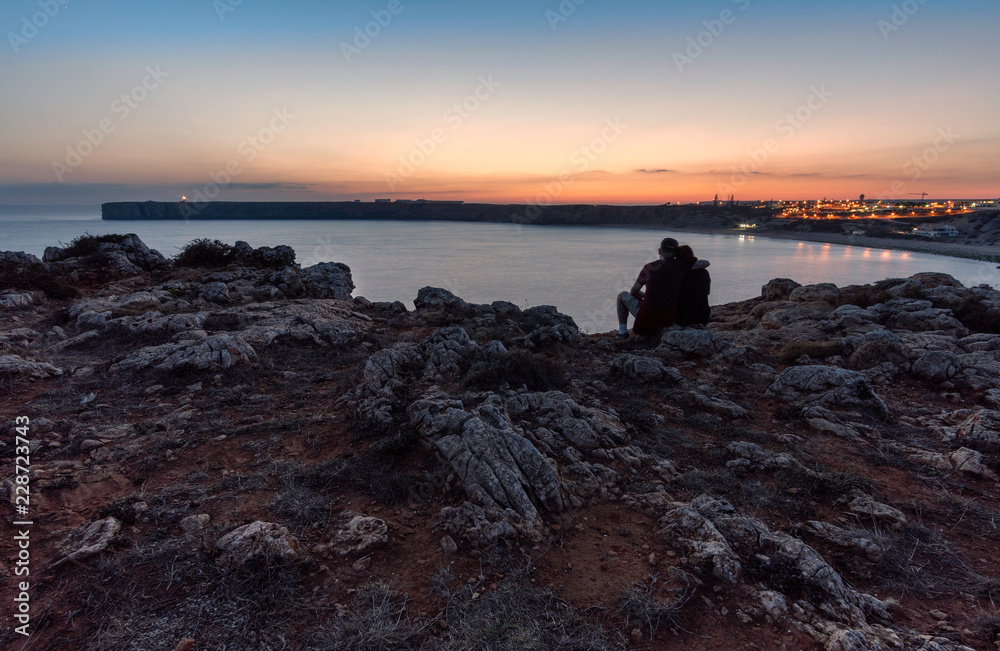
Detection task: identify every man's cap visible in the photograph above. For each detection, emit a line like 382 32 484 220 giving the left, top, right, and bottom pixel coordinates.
660 237 679 250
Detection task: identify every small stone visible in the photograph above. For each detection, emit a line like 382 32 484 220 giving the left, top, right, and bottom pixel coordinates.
440 535 458 555
144 385 164 395
352 556 372 572
180 514 210 532
33 418 56 434
81 440 103 452
930 609 949 621
648 553 657 566
174 640 195 651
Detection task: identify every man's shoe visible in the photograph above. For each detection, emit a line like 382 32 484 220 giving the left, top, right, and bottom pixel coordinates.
615 331 629 340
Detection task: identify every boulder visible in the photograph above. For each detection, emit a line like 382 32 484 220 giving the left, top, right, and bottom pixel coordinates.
657 328 717 358
491 300 522 317
44 234 167 276
505 391 628 452
0 251 42 266
758 305 834 331
657 499 743 583
180 514 211 532
912 351 960 384
363 343 424 396
520 305 581 348
299 262 354 299
658 495 888 628
848 494 907 529
948 447 999 480
911 447 1000 480
823 305 880 331
408 392 563 523
199 281 231 304
868 298 969 335
0 292 42 309
230 241 296 268
331 515 389 555
766 365 888 417
840 330 904 357
414 286 469 311
0 355 63 379
907 272 964 290
436 502 521 546
51 517 121 569
613 354 683 383
726 441 808 473
761 278 802 302
690 392 749 419
952 410 1000 442
117 234 169 271
790 283 842 304
215 521 299 566
111 334 256 373
423 326 478 380
956 351 1000 391
805 521 883 561
106 311 208 339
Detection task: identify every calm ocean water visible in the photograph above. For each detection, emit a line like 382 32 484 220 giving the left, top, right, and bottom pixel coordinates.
2 206 998 334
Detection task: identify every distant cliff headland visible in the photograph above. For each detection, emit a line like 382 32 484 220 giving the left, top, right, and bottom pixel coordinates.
101 201 1000 263
101 200 769 229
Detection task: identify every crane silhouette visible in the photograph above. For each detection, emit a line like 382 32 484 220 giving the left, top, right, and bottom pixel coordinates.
910 192 928 201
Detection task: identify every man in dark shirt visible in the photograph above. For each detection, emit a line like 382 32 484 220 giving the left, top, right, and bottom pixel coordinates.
616 237 691 338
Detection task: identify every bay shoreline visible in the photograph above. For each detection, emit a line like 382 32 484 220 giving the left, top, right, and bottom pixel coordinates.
588 223 1000 266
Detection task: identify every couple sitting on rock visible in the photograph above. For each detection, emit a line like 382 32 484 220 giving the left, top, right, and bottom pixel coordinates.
616 237 711 339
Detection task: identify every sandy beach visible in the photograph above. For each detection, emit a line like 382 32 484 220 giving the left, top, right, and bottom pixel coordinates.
594 223 1000 265
742 230 1000 264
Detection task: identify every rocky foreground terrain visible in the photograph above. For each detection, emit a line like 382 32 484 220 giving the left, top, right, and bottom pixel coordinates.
2 235 1000 650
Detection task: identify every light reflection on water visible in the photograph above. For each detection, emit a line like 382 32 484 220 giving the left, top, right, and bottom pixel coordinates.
2 211 998 334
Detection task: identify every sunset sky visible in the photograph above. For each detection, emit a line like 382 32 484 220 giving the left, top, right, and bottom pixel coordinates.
1 0 997 205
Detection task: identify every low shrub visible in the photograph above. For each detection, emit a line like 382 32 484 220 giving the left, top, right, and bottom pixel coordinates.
306 582 424 650
848 339 910 370
61 232 129 258
433 577 626 650
0 261 79 299
76 538 300 649
618 574 695 638
204 312 244 332
955 297 1000 334
778 340 842 363
174 238 233 268
465 350 568 391
839 285 893 309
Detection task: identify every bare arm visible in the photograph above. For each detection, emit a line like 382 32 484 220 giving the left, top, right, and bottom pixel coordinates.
629 281 645 301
